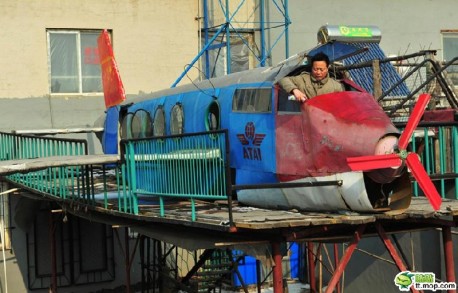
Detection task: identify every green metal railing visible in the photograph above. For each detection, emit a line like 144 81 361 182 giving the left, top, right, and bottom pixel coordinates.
0 132 95 202
0 132 87 160
120 130 232 221
396 122 458 199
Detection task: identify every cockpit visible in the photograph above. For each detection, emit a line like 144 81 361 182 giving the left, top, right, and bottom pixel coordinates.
276 25 384 112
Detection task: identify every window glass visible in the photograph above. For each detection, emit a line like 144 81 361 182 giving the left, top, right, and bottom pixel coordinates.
170 104 184 135
48 30 102 94
130 114 141 139
121 113 134 139
153 107 166 137
201 33 254 78
206 101 220 131
49 32 78 93
443 32 458 86
81 32 103 93
131 110 152 139
232 88 271 112
277 86 301 113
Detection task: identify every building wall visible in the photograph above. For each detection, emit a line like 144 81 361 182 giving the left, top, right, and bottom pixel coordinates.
0 187 144 293
0 2 201 291
0 0 199 133
268 0 458 65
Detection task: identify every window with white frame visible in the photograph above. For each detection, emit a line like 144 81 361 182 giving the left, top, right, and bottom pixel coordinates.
47 29 104 94
442 30 458 86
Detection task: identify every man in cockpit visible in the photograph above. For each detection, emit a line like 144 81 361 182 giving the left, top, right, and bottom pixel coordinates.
278 52 344 102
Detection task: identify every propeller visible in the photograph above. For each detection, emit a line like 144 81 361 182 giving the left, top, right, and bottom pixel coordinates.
347 94 442 211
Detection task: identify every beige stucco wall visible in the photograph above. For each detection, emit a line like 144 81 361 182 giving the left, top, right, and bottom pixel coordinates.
0 0 199 99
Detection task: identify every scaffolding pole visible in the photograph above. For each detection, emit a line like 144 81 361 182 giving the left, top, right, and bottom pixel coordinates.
172 0 290 87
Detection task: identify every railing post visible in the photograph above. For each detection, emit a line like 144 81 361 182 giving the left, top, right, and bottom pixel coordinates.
127 142 138 215
271 241 284 293
223 129 235 229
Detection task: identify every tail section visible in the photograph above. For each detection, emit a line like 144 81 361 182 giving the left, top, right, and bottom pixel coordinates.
98 29 126 108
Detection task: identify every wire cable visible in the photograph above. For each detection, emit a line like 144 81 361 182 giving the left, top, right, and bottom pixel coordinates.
184 64 218 100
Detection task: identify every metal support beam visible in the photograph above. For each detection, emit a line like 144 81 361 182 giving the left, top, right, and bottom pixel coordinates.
375 223 419 293
181 249 215 284
49 211 57 293
124 227 131 293
392 234 413 270
375 223 409 272
442 226 457 292
372 59 382 99
256 259 262 293
307 242 316 293
271 242 284 293
325 224 366 293
333 244 341 293
114 228 140 293
259 0 265 66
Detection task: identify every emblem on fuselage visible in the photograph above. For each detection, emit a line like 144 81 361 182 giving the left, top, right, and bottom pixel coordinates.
236 122 265 160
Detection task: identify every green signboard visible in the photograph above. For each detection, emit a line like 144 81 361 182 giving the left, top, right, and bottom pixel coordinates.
339 26 373 37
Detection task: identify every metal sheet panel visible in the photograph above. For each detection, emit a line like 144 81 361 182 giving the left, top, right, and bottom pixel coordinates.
237 172 373 211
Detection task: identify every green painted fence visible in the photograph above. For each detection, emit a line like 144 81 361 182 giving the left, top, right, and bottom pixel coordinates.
397 121 458 199
0 132 95 202
120 130 232 221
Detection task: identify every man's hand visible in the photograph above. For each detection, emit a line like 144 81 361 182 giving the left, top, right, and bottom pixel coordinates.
291 88 308 102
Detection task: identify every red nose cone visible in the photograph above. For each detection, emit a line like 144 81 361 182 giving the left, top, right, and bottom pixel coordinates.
303 91 399 175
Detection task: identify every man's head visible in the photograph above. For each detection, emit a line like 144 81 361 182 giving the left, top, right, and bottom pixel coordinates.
310 52 330 81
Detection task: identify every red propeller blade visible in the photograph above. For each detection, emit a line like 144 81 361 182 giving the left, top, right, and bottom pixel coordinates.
405 153 442 210
397 94 431 150
347 154 402 171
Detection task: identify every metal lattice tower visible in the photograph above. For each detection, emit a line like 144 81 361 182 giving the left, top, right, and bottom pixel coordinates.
172 0 290 87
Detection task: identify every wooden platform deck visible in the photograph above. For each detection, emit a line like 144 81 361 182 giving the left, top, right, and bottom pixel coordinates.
129 196 458 228
59 193 458 250
2 155 457 249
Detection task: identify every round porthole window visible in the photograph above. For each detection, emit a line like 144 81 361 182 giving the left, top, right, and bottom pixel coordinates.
131 110 153 139
206 101 220 131
170 104 184 135
120 113 134 139
153 107 165 137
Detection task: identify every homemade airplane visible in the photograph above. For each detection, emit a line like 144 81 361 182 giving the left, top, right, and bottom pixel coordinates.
97 26 442 213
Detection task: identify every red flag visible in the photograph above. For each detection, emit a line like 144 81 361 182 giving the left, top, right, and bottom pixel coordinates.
97 30 126 108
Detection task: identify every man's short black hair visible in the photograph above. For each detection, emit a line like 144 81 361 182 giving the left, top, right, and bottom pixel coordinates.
310 52 330 67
